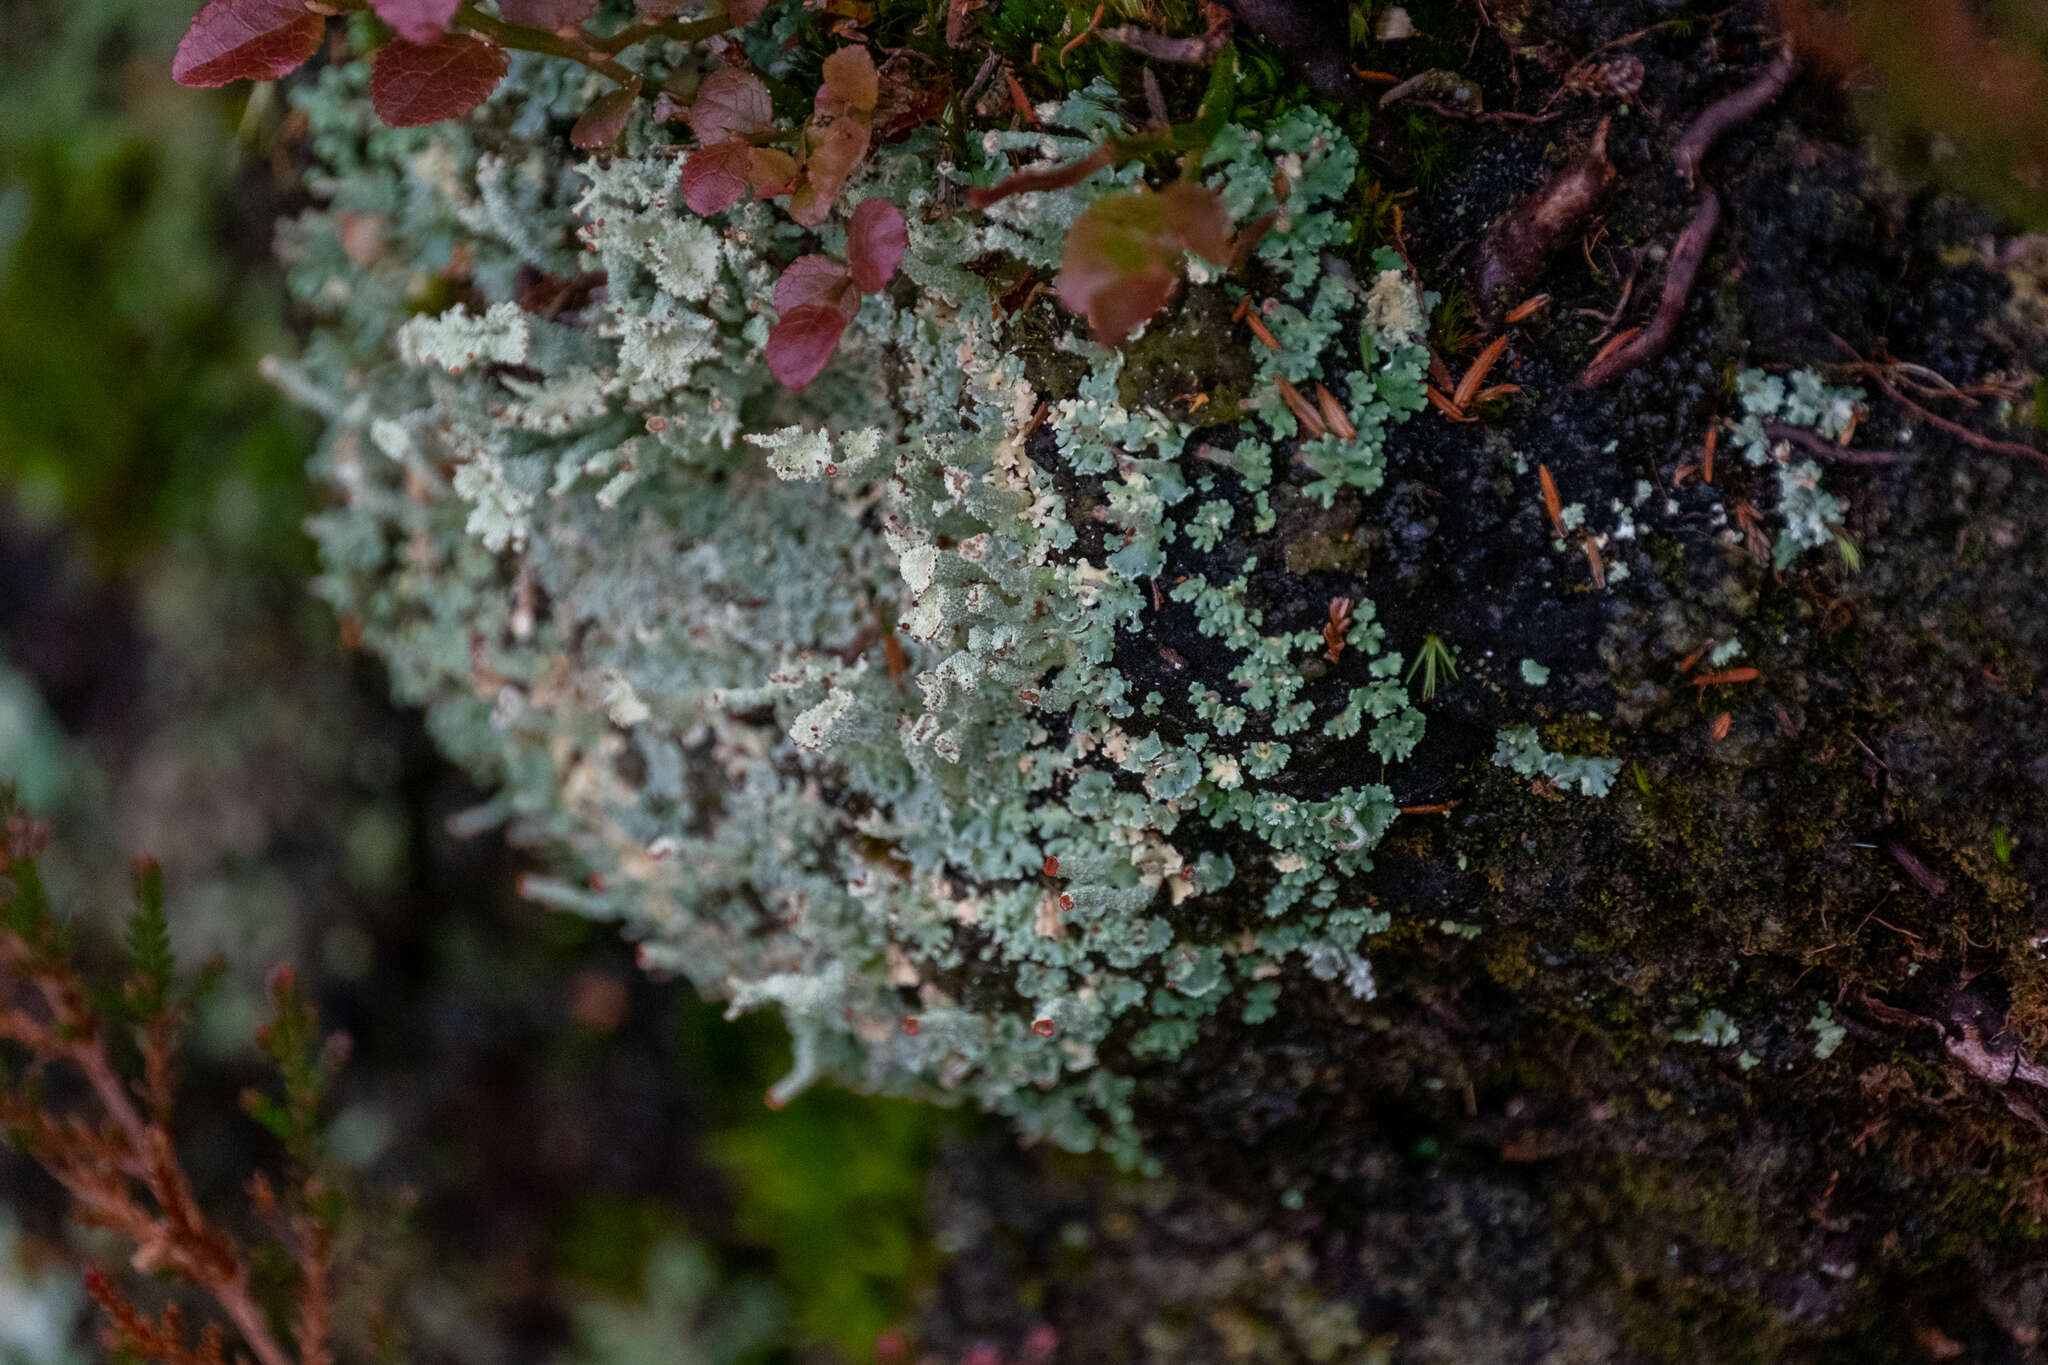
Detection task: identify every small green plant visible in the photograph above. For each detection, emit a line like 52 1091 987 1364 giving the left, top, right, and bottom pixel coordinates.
1994 827 2018 865
1406 634 1458 701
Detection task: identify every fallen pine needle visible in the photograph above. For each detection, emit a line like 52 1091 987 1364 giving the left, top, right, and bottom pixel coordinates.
1538 463 1565 537
1692 666 1760 687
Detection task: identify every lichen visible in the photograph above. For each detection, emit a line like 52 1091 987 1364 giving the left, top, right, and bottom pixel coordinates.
274 48 1584 1167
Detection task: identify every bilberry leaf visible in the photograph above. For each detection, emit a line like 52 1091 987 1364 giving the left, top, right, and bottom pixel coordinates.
172 0 325 87
687 69 772 144
817 46 878 115
571 75 642 150
765 304 849 389
846 199 907 293
369 0 458 44
774 255 858 319
369 35 509 127
679 139 754 214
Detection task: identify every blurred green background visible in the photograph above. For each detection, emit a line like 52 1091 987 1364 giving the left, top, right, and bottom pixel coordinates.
0 3 953 1360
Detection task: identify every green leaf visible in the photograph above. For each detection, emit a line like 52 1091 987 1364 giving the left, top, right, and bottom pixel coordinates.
124 857 174 1019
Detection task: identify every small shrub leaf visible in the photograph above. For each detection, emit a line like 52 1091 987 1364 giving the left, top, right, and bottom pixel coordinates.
846 199 907 292
774 255 858 319
818 46 879 115
679 139 754 214
370 35 508 126
749 147 799 197
765 304 849 389
571 75 642 150
1056 184 1232 344
790 117 869 226
369 0 458 44
172 0 326 87
687 68 772 144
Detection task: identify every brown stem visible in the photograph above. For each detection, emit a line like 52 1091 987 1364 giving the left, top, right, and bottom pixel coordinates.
1675 49 1797 186
1828 334 2048 469
1578 191 1719 387
1760 423 1903 465
453 4 640 86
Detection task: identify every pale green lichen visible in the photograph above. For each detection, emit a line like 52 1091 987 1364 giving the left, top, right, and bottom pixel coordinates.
1492 727 1621 797
1729 368 1865 567
273 53 1574 1166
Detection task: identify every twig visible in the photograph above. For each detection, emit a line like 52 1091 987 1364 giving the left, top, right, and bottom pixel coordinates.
1827 335 2048 470
1100 1 1232 65
1675 49 1798 186
1760 423 1904 465
1578 191 1720 387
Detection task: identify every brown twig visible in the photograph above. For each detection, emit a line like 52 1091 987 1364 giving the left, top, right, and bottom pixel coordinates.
1759 422 1903 465
1827 335 2048 470
1100 0 1233 64
1675 49 1798 186
1578 191 1719 387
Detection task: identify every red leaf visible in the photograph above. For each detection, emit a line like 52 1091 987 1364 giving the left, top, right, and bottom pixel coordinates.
775 255 858 319
789 116 869 226
370 35 508 126
679 139 753 214
370 0 458 44
766 304 850 389
1157 180 1233 266
725 0 773 23
1056 188 1189 345
818 47 878 115
172 0 325 87
846 198 907 293
749 147 799 197
498 0 598 26
687 69 773 144
571 75 641 151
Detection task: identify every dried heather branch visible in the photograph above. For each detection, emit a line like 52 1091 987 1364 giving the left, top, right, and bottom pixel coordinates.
0 804 340 1365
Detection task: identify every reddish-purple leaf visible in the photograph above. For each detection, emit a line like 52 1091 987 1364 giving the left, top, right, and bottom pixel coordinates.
370 0 458 44
846 199 906 293
687 69 773 144
766 304 850 389
817 47 878 116
774 255 859 319
725 0 773 24
749 147 799 197
1157 180 1233 266
789 117 869 226
679 139 753 214
172 0 325 87
571 75 642 151
369 35 509 127
498 0 598 27
1056 188 1188 345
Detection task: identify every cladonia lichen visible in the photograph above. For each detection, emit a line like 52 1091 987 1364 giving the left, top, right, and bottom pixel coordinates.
273 51 1529 1167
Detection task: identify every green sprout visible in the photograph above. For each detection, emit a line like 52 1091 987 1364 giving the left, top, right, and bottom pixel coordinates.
1994 828 2017 864
1405 634 1458 701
